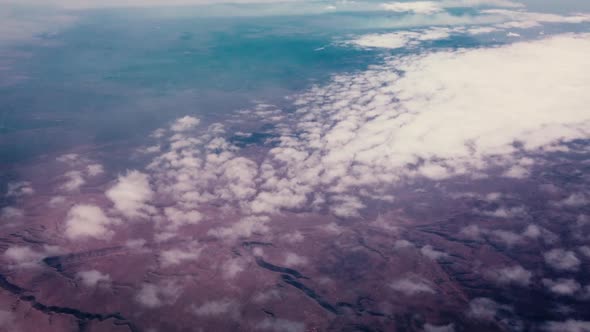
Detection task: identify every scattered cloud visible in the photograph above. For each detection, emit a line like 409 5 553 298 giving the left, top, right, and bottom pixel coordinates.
159 242 203 267
390 276 436 295
544 249 581 272
542 278 581 296
256 317 305 332
543 320 590 332
487 265 532 286
64 204 113 240
106 171 155 219
76 270 111 287
191 299 240 319
135 281 181 308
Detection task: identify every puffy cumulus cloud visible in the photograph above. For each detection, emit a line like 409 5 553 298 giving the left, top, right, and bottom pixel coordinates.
64 204 113 240
543 320 590 332
381 0 522 15
281 231 304 244
467 297 503 321
553 193 589 208
544 249 581 272
86 164 105 177
380 1 443 15
284 252 308 266
76 270 111 287
329 195 366 218
61 171 86 191
208 215 270 241
191 299 240 319
424 324 455 332
255 317 305 332
487 265 532 286
1 206 24 219
159 242 203 267
3 245 61 268
390 276 436 295
542 278 581 296
171 116 200 132
135 281 181 308
5 181 34 197
162 207 202 231
420 245 448 260
487 9 590 29
253 34 590 216
221 258 245 279
106 171 155 219
4 246 41 264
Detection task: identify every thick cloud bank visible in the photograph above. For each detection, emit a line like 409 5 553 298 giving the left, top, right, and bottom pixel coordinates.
250 33 590 215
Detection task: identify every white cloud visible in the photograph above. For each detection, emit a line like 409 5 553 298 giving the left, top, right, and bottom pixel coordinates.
221 258 245 279
487 265 532 286
542 278 581 296
349 28 452 49
106 171 155 219
1 206 24 219
76 270 111 287
86 164 105 177
61 171 86 191
390 276 436 295
208 215 270 240
135 281 180 308
381 2 443 15
4 246 41 264
467 297 502 321
544 249 581 272
255 33 590 215
256 318 305 332
64 204 113 240
284 252 308 266
424 324 455 332
171 115 200 132
420 245 448 260
159 242 202 267
5 181 34 197
543 320 590 332
192 299 240 319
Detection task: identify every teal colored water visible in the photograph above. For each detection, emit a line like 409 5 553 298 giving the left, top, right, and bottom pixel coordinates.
0 11 379 163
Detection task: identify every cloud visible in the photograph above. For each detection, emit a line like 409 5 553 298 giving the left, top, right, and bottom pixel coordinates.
171 116 200 132
467 297 502 321
380 2 443 15
544 249 581 272
76 270 111 287
543 320 590 332
61 171 86 191
208 215 270 240
86 164 105 177
1 206 24 219
284 252 308 266
424 324 455 332
221 258 245 279
542 278 581 296
256 318 305 332
159 242 203 267
253 33 590 216
191 299 240 319
5 181 34 197
420 245 448 260
106 171 155 219
487 265 532 286
64 204 113 240
390 276 436 295
135 281 180 308
4 246 41 264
